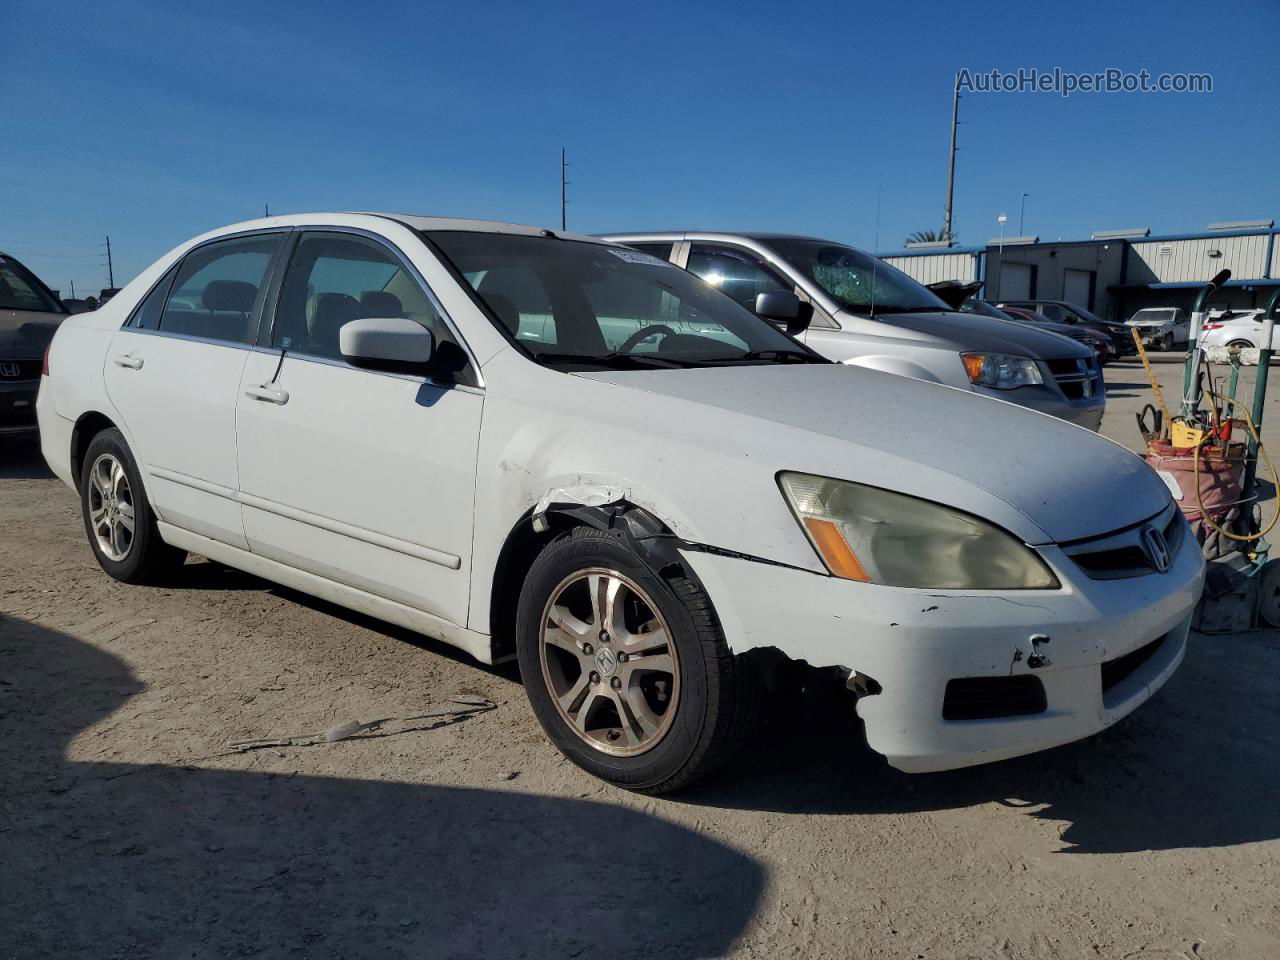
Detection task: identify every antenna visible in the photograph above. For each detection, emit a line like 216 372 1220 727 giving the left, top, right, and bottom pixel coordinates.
870 176 882 317
560 148 569 231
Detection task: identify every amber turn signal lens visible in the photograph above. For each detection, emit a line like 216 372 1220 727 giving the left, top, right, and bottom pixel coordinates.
961 353 985 381
802 517 870 582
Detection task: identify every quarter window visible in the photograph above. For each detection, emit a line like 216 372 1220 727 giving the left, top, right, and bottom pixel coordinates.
687 244 791 313
273 232 446 361
129 265 179 330
622 242 674 262
159 235 282 344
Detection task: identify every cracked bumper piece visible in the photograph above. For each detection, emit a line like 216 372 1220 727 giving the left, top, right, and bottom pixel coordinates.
681 528 1204 773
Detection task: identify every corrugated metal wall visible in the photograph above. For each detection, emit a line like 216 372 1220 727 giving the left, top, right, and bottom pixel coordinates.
883 253 978 285
1127 235 1270 284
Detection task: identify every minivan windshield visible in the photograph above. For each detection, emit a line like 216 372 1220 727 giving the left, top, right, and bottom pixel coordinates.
765 239 950 316
426 232 825 369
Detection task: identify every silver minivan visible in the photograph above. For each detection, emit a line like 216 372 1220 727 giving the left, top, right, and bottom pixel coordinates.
603 232 1105 430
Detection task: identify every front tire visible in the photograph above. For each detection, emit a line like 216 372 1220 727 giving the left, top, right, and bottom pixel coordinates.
80 428 186 583
515 526 759 794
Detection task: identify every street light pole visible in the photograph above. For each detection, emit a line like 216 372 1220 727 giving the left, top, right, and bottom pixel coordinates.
1019 194 1028 236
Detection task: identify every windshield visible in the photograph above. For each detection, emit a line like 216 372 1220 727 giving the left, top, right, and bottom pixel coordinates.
765 239 949 315
426 232 824 369
0 256 66 314
959 299 1017 321
1130 309 1175 323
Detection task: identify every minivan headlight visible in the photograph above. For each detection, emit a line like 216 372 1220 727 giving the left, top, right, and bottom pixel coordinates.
961 353 1043 389
778 472 1059 589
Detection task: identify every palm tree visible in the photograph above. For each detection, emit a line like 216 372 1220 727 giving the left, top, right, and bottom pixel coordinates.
906 229 957 245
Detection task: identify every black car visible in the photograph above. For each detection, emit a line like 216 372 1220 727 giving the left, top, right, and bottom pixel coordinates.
1 253 70 435
996 299 1136 358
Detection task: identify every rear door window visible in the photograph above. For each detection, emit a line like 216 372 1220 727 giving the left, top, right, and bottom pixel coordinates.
159 234 283 344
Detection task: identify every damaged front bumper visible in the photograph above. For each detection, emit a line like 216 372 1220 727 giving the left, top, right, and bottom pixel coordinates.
680 526 1204 773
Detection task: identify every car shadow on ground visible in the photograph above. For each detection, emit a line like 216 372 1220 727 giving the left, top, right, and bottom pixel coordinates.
680 629 1280 855
136 561 1280 858
0 434 53 480
0 614 764 959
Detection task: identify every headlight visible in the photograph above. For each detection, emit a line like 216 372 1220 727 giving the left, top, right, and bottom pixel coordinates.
960 353 1043 389
778 472 1059 589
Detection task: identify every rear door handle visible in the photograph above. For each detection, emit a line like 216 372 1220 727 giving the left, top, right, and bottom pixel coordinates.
112 353 144 370
244 383 290 405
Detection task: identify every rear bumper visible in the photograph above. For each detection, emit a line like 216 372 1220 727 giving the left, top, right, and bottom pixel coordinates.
681 523 1204 773
0 378 39 434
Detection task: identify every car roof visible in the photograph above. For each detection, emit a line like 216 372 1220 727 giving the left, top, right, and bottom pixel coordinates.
196 213 611 247
602 230 833 243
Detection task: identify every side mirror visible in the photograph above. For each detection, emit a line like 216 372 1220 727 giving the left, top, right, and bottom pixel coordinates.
339 317 433 373
754 290 810 336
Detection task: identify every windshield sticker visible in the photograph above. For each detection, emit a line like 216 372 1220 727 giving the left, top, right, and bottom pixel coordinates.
606 247 674 267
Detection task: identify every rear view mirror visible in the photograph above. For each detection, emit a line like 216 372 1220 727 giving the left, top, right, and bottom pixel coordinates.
339 317 433 373
754 290 810 337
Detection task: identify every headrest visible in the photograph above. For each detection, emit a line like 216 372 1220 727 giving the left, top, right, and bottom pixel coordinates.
359 291 404 318
203 279 257 313
482 293 520 334
307 292 361 325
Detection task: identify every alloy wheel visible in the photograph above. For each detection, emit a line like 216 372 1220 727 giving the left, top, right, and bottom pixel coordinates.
538 568 680 756
88 453 135 562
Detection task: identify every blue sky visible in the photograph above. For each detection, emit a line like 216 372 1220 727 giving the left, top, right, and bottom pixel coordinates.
5 0 1278 297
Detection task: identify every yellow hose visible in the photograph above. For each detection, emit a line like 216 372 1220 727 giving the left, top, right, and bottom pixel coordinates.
1191 387 1279 542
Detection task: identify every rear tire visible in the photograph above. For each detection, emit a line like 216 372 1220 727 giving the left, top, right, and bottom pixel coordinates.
79 428 186 584
515 526 760 794
1228 339 1254 350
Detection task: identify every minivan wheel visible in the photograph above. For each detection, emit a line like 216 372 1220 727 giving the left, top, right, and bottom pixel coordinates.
516 526 760 793
80 428 186 583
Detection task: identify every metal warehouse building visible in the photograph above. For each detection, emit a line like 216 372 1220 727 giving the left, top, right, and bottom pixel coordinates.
880 220 1279 322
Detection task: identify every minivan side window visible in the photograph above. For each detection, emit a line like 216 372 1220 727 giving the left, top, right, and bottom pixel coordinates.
158 235 282 344
273 232 446 361
687 244 790 313
623 242 674 262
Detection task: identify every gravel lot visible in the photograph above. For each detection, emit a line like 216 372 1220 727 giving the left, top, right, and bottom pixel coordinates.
3 359 1278 959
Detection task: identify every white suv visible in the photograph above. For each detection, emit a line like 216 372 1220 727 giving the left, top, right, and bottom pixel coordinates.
38 213 1203 792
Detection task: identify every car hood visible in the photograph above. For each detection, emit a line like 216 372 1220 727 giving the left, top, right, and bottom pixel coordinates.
0 308 65 358
577 363 1168 544
843 309 1092 360
1128 318 1173 329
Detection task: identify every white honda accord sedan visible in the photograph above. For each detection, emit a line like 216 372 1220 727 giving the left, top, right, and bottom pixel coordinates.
38 213 1204 793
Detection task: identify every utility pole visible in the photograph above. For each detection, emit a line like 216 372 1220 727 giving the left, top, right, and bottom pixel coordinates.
1019 193 1028 235
560 147 569 231
943 73 960 244
104 235 115 289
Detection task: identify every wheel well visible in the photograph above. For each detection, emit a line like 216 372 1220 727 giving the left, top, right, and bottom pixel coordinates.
488 509 578 661
70 412 118 483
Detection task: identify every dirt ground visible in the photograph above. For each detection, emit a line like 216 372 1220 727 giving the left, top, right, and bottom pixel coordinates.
2 360 1279 959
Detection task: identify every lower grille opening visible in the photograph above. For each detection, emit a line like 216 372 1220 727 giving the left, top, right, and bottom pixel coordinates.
1101 635 1166 692
943 675 1047 721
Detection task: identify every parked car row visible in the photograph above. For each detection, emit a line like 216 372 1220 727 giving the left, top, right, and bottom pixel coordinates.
604 231 1107 431
34 213 1202 793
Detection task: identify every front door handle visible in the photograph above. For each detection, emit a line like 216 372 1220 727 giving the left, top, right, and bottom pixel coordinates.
112 353 144 370
244 383 290 405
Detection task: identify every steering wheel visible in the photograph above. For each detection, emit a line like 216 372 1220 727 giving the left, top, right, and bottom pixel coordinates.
617 324 676 354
